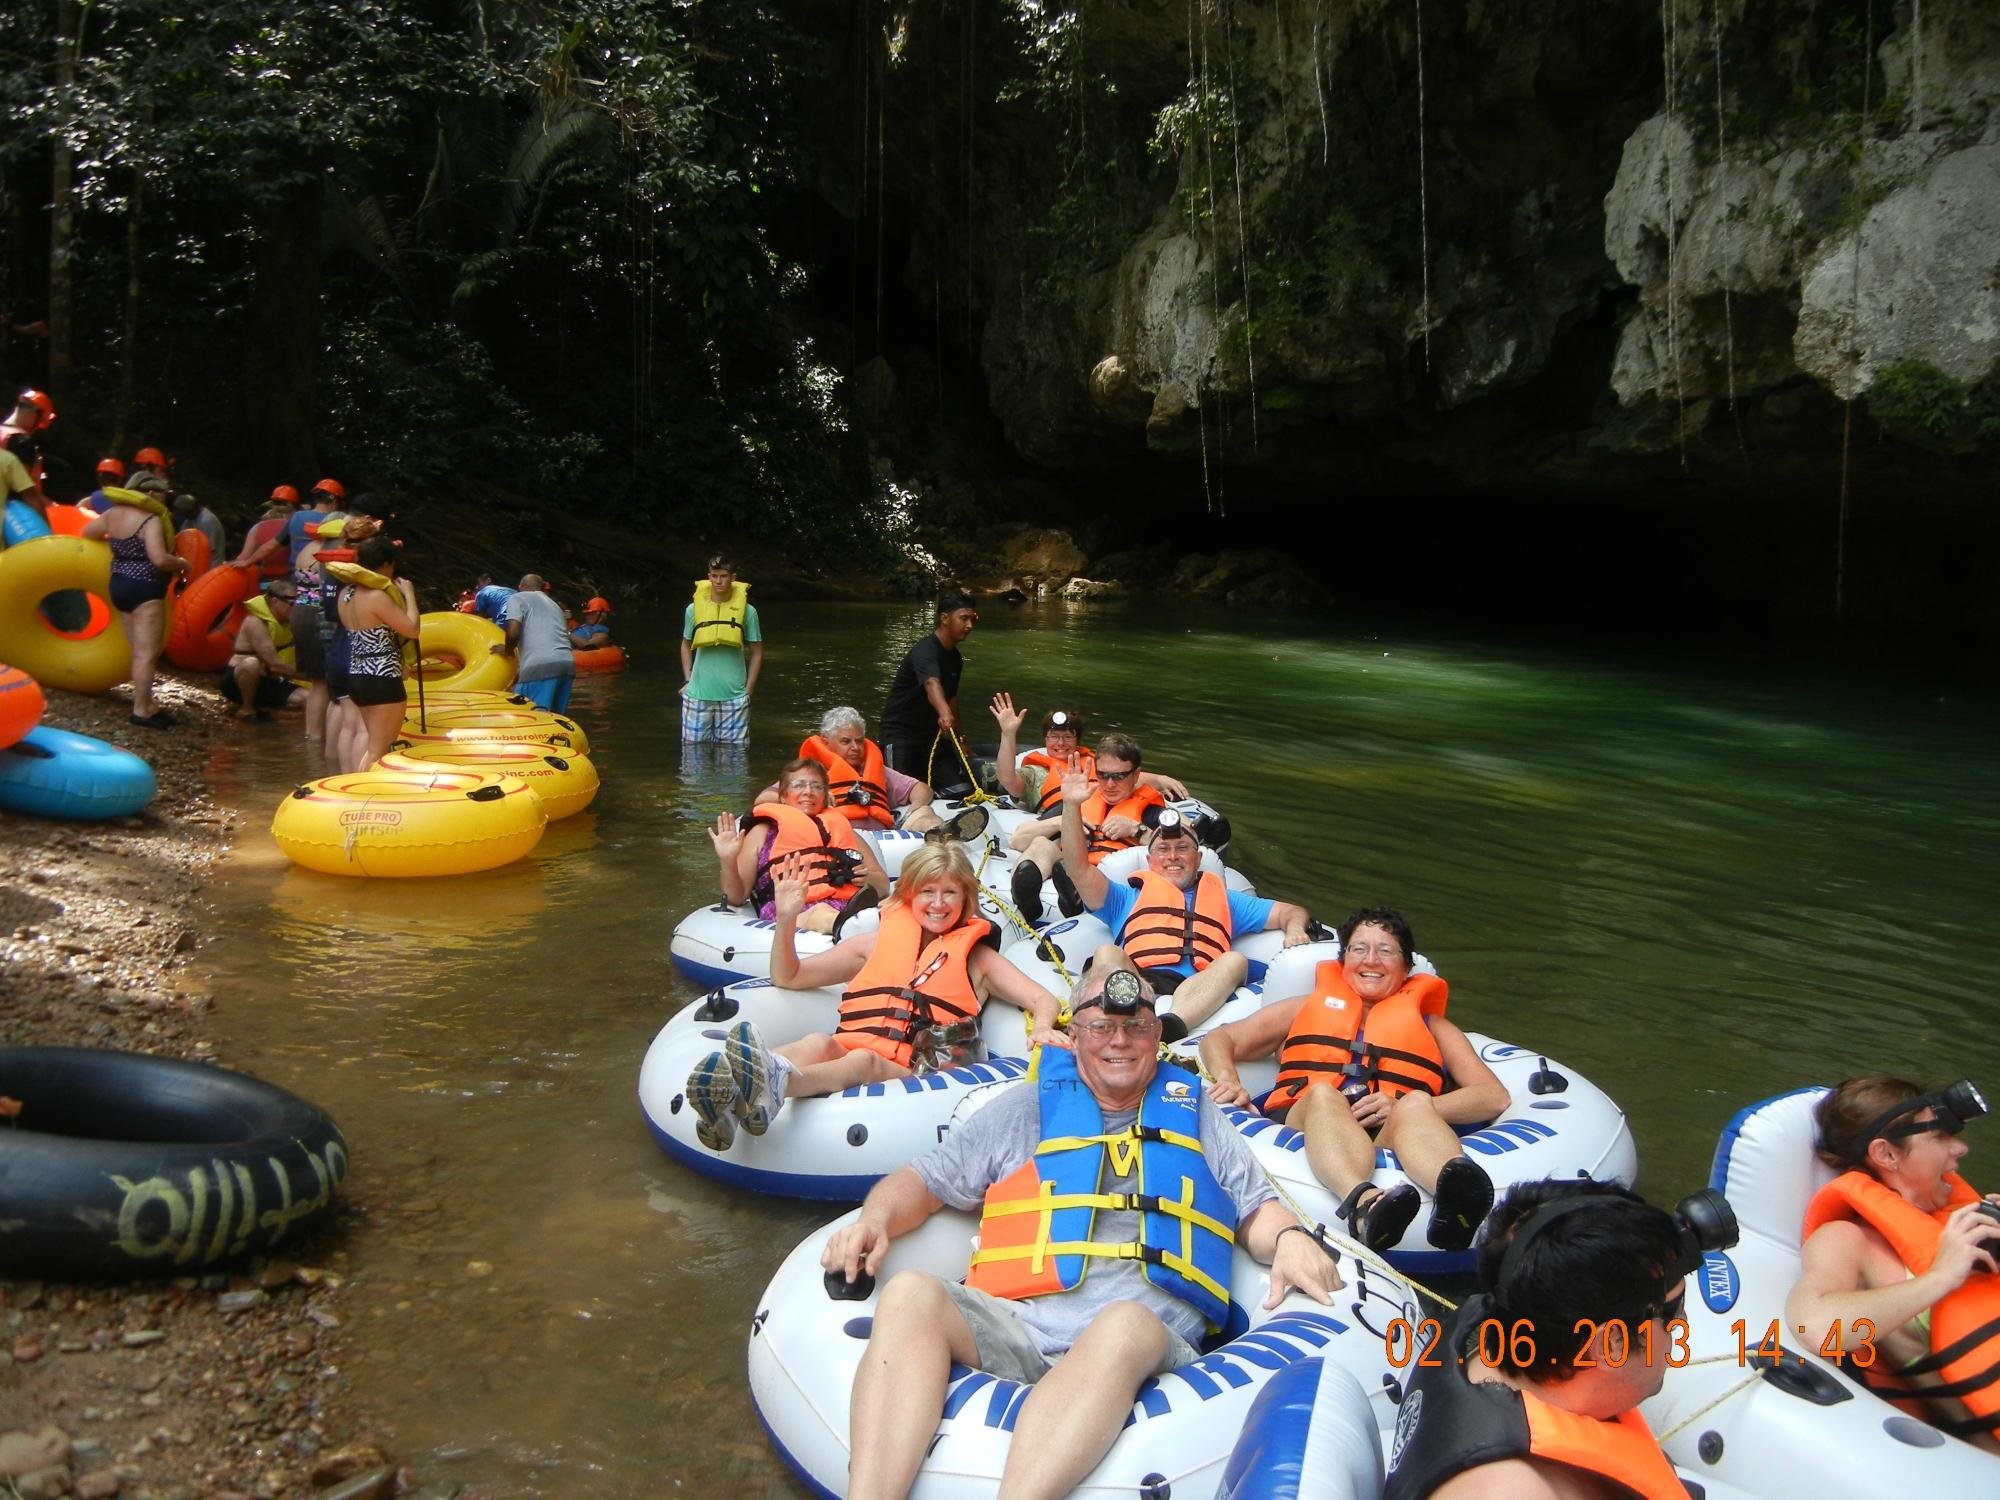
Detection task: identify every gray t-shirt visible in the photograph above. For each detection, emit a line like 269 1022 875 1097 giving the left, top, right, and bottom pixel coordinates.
501 589 575 681
913 1076 1275 1355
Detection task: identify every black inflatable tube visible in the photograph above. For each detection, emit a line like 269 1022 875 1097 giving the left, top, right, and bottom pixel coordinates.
0 1047 349 1280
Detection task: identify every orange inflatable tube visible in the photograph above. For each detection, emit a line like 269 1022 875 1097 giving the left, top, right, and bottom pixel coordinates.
0 662 46 748
571 645 626 673
164 562 256 672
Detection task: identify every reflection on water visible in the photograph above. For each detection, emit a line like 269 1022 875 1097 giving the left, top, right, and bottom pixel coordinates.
193 606 2000 1496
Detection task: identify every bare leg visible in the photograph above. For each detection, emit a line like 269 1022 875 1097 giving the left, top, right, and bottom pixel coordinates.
901 802 942 833
848 1272 981 1500
304 681 329 740
358 702 404 769
1015 833 1059 873
772 1034 908 1098
1292 1083 1378 1200
126 600 166 717
997 1302 1169 1500
229 656 264 718
797 902 840 934
1379 1092 1471 1194
1162 951 1248 1032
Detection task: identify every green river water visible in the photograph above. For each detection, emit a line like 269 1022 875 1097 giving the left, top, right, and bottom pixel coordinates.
190 601 2000 1496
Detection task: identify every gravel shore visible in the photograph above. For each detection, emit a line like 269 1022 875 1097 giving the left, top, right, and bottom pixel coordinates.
1 676 424 1500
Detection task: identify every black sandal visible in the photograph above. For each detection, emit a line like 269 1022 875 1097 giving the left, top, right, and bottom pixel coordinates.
129 710 174 729
830 885 882 941
1338 1181 1421 1253
1426 1157 1496 1252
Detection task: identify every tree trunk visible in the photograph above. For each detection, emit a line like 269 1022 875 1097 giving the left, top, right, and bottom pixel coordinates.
48 0 80 387
113 167 143 454
238 175 326 476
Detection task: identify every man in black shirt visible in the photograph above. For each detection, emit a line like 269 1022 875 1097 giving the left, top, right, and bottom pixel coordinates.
879 591 979 783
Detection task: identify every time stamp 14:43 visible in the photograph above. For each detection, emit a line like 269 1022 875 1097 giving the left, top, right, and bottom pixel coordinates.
1383 1316 1879 1369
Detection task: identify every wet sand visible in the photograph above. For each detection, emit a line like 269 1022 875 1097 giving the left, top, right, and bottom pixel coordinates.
1 677 414 1500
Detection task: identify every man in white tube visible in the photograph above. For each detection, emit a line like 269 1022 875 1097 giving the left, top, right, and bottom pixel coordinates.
822 966 1344 1500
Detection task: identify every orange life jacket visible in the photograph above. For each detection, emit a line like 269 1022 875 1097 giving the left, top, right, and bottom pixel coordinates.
798 734 895 827
1078 783 1166 864
1517 1392 1685 1500
1119 870 1232 973
834 904 990 1070
1802 1170 2000 1436
746 801 864 908
1020 746 1097 814
1264 961 1449 1116
1384 1297 1686 1500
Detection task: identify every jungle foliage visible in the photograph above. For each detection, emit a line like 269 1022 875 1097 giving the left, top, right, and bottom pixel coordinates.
0 0 879 553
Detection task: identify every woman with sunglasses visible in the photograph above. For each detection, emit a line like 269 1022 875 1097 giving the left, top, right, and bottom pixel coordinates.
682 846 1064 1152
1788 1074 2000 1449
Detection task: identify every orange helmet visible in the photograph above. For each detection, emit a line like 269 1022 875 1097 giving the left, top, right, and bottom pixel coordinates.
18 389 55 424
270 484 301 504
584 596 612 613
96 457 125 479
311 477 345 500
133 446 168 468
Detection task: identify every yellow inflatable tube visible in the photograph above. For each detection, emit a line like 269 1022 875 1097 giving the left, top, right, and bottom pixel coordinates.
0 536 130 693
411 611 515 693
271 767 547 877
379 741 600 821
400 704 591 756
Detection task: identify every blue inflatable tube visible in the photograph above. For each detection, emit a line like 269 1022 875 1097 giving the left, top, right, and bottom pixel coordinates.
0 725 157 820
4 497 50 546
1216 1356 1383 1500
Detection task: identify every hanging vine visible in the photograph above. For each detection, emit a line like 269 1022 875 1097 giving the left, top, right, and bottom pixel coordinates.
1711 0 1743 451
1413 0 1431 374
1660 0 1686 467
1223 0 1259 450
1835 0 1876 622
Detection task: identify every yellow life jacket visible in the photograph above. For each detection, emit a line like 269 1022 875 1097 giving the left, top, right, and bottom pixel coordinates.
688 580 750 649
242 595 296 669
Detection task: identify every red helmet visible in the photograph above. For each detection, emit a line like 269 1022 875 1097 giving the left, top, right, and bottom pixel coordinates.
270 484 301 504
133 446 169 468
584 596 613 613
18 389 55 425
96 457 125 479
311 477 345 501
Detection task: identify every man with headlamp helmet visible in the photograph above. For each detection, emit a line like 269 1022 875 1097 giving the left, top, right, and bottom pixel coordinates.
823 963 1345 1500
1057 770 1312 1040
1385 1178 1739 1500
1789 1075 2000 1448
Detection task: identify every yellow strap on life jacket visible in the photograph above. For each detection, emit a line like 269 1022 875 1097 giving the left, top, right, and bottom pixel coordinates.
966 1239 1233 1304
977 1191 1235 1242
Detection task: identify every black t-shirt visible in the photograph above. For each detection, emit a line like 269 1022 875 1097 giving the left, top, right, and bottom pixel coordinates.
879 631 963 744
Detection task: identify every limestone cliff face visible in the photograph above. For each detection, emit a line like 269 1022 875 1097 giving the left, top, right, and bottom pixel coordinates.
829 0 1998 502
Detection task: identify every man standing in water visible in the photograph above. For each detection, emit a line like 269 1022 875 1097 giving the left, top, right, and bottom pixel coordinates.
879 591 978 785
498 575 577 713
681 555 762 744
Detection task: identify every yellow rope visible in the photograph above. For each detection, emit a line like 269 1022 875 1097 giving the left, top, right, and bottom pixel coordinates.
926 727 999 805
1651 1366 1765 1444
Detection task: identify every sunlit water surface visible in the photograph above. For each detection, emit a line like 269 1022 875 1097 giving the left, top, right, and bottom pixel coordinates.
191 602 2000 1495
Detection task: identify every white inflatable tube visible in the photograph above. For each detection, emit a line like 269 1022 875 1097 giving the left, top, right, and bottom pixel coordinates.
637 981 1037 1200
749 1207 1419 1500
1214 1357 1383 1500
1641 1087 2000 1495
